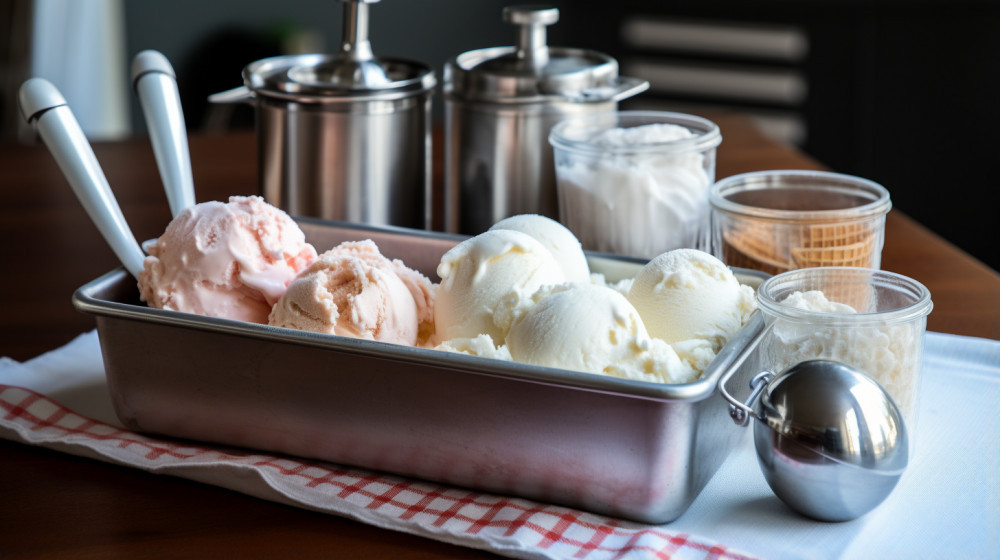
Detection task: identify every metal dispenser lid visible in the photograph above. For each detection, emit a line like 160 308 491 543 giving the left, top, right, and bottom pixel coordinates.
445 5 635 103
243 0 435 102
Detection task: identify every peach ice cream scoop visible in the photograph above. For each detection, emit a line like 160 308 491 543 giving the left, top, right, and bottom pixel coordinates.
269 240 436 346
316 240 437 340
138 195 317 323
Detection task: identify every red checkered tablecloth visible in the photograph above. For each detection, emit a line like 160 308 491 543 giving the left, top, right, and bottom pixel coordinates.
0 383 758 560
10 330 998 558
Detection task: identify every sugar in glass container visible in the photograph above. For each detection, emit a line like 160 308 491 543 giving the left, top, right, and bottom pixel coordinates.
756 266 933 442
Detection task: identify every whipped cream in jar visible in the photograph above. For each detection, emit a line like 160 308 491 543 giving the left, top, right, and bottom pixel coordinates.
549 111 721 259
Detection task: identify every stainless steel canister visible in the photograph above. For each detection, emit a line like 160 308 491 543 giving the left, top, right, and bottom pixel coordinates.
443 5 648 234
211 0 436 228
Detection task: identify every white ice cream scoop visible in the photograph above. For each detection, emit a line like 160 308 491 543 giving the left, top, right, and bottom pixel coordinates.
434 229 565 343
721 359 908 521
489 214 590 283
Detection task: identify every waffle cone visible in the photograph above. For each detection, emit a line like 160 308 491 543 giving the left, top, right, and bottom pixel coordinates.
722 227 792 275
801 222 871 249
720 219 878 275
791 235 876 268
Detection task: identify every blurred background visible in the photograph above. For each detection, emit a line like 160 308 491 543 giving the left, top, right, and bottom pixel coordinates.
2 0 997 270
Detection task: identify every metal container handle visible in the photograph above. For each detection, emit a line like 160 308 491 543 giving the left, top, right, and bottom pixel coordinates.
208 85 256 105
719 369 774 427
718 320 777 426
567 75 650 103
609 76 650 102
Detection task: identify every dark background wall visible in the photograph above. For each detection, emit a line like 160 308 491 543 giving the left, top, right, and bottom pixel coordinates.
122 0 998 271
569 0 999 272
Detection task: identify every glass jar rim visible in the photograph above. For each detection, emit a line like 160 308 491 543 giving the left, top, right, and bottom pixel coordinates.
548 110 722 156
710 170 891 221
757 267 933 326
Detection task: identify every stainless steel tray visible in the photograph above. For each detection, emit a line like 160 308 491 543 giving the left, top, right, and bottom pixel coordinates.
73 218 768 523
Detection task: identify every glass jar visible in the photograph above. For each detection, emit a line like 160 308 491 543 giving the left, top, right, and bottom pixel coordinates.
756 267 933 439
550 110 721 259
710 170 891 275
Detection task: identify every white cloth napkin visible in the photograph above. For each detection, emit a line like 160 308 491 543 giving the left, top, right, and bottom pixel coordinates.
2 331 998 559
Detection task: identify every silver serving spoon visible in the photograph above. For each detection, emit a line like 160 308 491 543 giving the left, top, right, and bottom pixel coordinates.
19 78 146 278
132 49 196 217
721 359 908 521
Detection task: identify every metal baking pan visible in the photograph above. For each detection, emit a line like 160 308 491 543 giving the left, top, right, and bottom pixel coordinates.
73 218 768 524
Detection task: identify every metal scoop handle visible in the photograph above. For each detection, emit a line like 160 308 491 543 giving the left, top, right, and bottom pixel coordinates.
19 78 146 278
132 49 196 217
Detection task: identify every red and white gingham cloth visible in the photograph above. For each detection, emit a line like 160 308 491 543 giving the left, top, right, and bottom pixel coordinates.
0 332 758 560
5 330 1000 559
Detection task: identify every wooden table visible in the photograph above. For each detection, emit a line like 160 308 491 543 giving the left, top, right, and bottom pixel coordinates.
1 112 998 558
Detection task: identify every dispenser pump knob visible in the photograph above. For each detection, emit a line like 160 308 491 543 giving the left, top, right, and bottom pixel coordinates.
504 5 559 67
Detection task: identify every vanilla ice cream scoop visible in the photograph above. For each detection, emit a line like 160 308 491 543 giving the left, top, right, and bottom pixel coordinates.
627 248 755 350
434 229 565 343
139 195 317 323
506 283 701 383
434 334 513 361
489 214 590 283
269 240 429 345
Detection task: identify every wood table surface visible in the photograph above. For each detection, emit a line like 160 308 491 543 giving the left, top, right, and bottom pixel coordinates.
1 112 998 558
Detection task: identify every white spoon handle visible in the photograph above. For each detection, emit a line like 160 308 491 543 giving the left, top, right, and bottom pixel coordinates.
132 49 195 217
19 78 146 278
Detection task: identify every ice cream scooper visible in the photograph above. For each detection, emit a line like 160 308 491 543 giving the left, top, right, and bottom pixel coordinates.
19 78 146 278
720 359 908 521
132 49 196 217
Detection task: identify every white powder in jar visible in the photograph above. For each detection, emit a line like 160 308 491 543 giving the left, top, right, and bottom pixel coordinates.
765 289 921 420
555 123 711 259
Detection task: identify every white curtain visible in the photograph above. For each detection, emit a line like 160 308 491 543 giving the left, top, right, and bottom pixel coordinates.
30 0 130 139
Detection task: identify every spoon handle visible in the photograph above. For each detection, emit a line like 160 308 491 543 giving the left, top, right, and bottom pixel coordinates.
19 78 146 278
132 49 196 217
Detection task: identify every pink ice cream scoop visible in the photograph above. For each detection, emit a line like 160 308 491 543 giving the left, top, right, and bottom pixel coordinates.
268 240 436 346
322 239 437 339
138 195 317 323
